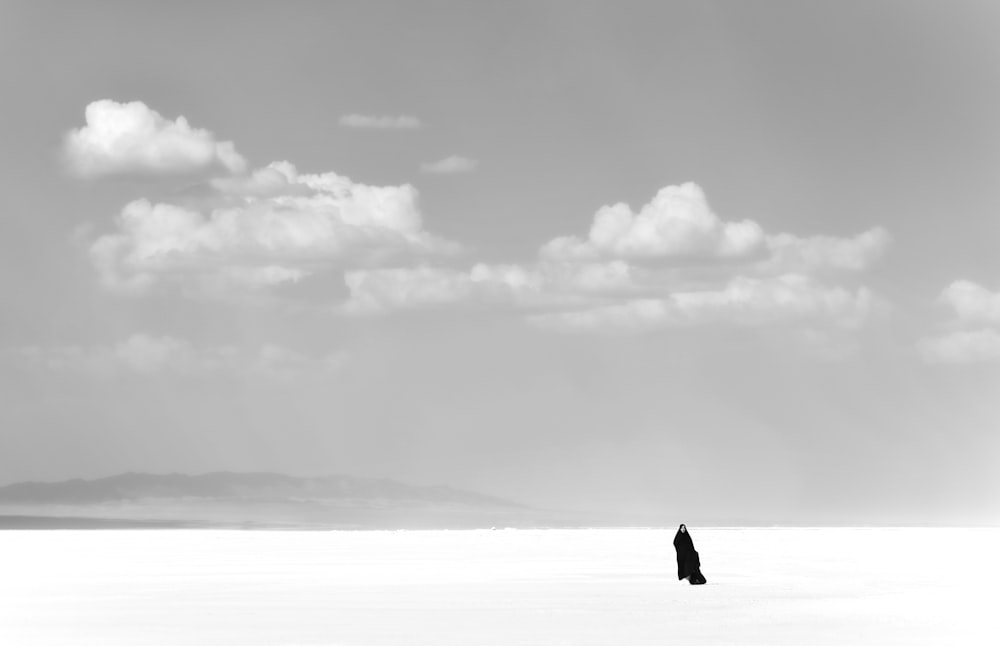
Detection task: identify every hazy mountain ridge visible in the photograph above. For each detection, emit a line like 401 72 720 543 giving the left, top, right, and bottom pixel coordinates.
0 473 640 530
0 471 523 509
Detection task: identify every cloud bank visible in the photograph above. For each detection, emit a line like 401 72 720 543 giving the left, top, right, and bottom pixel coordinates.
345 182 886 340
72 101 888 348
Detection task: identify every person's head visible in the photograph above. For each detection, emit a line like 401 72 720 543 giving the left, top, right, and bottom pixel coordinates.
679 524 687 533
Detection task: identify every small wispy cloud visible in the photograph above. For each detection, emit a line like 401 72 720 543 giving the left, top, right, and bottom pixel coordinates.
917 280 1000 364
420 155 478 174
338 114 422 129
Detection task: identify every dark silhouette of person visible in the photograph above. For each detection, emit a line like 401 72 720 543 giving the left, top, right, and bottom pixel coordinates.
673 524 707 585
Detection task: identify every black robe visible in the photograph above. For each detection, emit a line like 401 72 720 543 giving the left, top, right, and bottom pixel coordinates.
673 525 707 585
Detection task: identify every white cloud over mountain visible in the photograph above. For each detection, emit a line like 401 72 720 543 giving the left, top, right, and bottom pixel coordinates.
64 100 246 178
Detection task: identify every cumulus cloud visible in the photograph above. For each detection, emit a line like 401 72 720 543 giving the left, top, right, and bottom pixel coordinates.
540 183 889 277
338 114 422 129
541 183 766 262
420 155 478 174
530 275 874 332
90 162 460 293
64 100 246 178
13 334 346 378
917 329 1000 364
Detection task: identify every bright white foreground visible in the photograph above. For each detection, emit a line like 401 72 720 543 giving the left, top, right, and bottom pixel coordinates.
1 528 998 645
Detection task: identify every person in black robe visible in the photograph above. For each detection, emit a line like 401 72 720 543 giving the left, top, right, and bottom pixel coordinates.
673 524 707 585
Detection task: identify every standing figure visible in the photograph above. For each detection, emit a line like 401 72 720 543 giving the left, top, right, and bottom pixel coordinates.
673 524 707 585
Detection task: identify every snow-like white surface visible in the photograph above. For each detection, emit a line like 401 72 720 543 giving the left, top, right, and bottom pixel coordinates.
1 528 998 645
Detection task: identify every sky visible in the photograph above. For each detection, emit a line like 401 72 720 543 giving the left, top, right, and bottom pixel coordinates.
1 0 999 525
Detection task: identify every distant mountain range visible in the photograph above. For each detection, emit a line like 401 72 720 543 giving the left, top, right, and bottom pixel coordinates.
0 472 641 530
0 471 523 509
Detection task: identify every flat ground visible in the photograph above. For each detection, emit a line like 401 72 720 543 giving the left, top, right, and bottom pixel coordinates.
1 528 997 645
